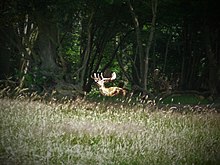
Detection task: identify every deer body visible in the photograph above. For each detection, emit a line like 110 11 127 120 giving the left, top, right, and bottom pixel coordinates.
99 86 126 96
91 72 126 96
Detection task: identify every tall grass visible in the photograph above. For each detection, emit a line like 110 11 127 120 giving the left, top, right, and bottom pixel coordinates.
0 98 220 165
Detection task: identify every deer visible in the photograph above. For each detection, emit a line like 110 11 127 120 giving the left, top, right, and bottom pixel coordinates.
91 72 127 96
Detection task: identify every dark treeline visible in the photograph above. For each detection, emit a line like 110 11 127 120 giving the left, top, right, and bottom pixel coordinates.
0 0 220 99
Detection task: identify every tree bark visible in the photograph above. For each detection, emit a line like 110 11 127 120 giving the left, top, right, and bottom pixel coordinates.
36 14 59 74
163 34 171 73
76 11 94 91
128 0 144 86
143 0 157 90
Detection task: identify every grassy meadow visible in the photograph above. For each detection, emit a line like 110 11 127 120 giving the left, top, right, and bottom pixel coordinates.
0 98 220 165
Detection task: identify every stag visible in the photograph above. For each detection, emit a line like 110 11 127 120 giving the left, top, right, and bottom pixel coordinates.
91 72 126 96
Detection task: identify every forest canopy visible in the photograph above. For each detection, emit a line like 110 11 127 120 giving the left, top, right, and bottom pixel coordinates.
0 0 220 100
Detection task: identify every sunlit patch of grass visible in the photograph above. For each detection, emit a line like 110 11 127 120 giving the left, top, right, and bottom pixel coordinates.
0 98 220 164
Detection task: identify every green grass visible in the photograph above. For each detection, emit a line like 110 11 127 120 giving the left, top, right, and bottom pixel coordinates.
160 94 211 105
0 98 220 165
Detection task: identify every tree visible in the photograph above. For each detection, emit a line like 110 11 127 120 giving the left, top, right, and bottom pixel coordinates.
1 0 220 99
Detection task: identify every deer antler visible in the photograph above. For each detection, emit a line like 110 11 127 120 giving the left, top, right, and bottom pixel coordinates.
101 72 116 81
91 72 116 82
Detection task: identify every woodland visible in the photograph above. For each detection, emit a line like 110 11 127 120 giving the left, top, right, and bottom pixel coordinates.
0 0 220 103
1 1 220 164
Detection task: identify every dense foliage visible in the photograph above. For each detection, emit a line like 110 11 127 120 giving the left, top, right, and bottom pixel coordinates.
0 0 220 100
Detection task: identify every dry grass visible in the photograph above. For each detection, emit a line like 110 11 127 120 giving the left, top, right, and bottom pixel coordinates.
0 98 220 165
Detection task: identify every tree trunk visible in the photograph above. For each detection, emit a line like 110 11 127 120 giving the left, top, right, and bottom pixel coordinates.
180 18 190 90
35 13 85 97
128 0 144 86
76 11 94 91
36 14 59 74
143 0 158 90
163 34 171 73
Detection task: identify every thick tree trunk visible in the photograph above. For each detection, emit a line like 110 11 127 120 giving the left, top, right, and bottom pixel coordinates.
36 15 59 73
34 14 85 97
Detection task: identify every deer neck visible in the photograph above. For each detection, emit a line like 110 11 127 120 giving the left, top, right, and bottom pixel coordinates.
98 84 110 96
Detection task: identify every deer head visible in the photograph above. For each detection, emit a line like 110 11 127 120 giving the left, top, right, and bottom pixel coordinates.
91 72 126 96
91 72 116 87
